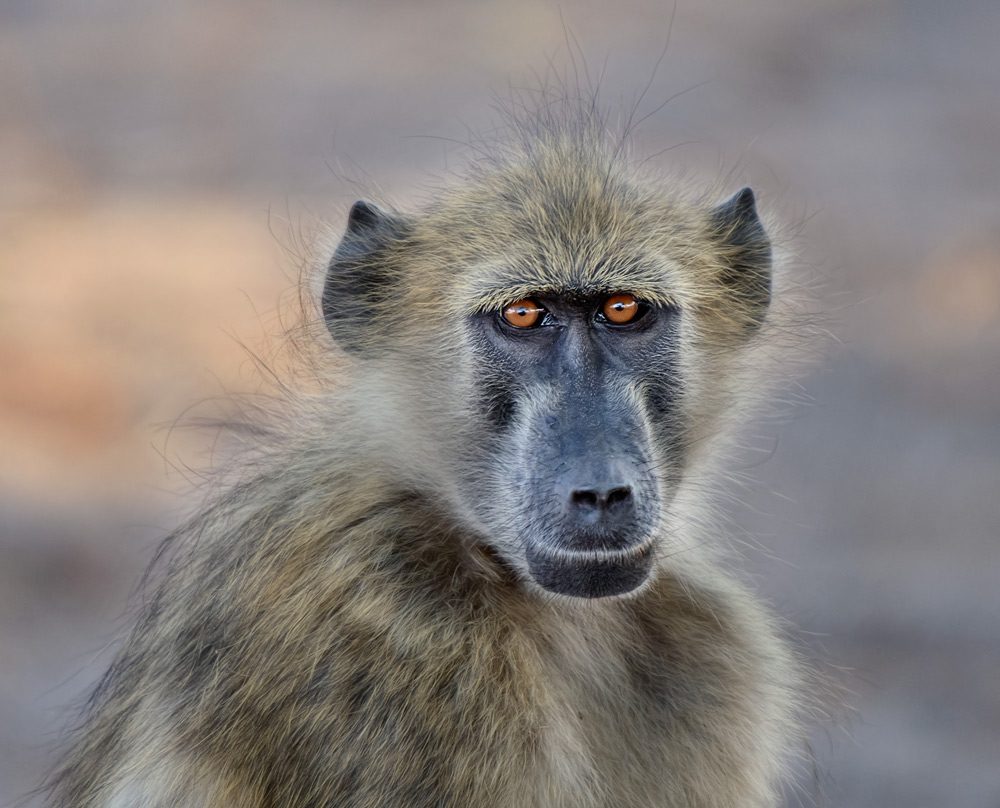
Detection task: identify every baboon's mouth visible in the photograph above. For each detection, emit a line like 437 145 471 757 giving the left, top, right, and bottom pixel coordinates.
524 541 655 598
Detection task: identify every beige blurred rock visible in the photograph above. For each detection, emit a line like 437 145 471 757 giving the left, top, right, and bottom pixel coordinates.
916 241 1000 337
0 198 288 498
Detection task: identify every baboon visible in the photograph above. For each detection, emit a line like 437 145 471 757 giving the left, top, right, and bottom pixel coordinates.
45 107 802 807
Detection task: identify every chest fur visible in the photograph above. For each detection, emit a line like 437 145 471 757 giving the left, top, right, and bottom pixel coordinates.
514 599 772 808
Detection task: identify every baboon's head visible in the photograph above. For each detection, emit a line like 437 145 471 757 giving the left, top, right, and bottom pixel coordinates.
322 132 771 599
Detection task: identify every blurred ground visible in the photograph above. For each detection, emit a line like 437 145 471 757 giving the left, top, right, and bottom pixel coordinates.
2 1 999 806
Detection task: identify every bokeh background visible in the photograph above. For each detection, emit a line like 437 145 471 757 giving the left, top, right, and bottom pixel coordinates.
2 1 999 805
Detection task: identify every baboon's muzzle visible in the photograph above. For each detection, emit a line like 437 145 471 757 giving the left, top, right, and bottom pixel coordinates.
520 397 660 598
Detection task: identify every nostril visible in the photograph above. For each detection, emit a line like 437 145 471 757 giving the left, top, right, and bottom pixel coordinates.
570 487 634 513
571 490 600 510
605 486 633 509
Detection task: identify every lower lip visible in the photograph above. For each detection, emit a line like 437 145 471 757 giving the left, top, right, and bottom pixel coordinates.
525 541 655 598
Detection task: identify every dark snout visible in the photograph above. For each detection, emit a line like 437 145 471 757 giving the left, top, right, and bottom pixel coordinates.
522 403 661 599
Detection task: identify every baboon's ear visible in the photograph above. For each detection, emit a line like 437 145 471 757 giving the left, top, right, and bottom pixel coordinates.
710 187 772 327
323 201 406 354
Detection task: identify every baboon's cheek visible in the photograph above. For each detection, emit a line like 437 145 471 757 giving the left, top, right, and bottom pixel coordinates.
524 542 656 599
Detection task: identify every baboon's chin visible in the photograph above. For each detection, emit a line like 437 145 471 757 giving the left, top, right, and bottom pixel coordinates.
524 543 655 599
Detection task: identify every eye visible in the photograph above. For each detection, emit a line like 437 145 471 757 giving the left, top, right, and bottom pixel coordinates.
602 293 642 325
502 299 545 328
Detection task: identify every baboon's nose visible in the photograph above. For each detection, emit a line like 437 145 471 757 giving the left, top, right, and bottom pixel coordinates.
549 436 648 548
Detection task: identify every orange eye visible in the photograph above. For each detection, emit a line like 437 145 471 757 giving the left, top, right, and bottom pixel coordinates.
503 299 544 328
603 294 640 324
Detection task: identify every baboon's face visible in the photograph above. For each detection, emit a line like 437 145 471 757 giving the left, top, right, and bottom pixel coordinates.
323 186 770 600
465 291 681 599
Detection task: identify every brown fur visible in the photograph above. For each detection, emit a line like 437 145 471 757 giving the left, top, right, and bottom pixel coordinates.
45 106 802 807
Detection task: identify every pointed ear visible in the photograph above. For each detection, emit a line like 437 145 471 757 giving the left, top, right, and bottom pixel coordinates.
710 187 772 328
322 201 407 354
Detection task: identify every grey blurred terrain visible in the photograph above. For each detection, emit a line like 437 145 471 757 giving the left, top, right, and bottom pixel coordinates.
1 1 999 806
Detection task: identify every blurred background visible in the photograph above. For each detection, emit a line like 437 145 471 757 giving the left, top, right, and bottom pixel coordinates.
1 0 998 805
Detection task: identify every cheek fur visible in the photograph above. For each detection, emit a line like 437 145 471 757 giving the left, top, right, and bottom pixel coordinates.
476 374 518 432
